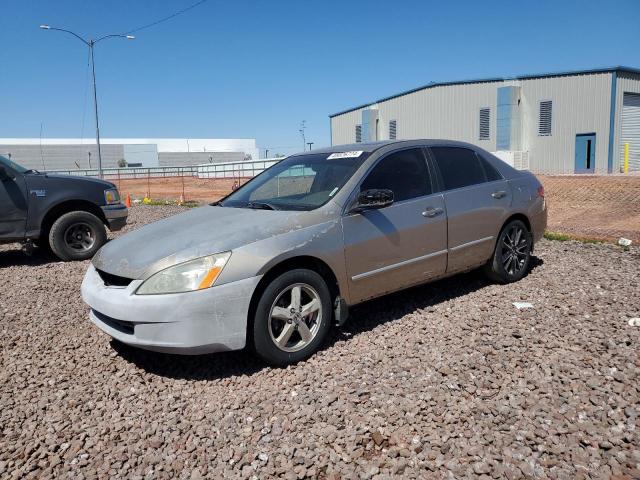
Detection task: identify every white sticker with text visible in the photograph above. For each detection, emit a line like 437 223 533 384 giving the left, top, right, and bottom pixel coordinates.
327 151 363 159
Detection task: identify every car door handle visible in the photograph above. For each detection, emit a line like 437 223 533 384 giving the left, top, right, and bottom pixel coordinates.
422 207 443 218
491 190 507 199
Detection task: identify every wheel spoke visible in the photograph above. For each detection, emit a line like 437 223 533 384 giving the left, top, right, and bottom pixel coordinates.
297 321 313 343
513 228 522 246
300 298 320 318
290 286 301 311
275 322 295 348
271 306 290 321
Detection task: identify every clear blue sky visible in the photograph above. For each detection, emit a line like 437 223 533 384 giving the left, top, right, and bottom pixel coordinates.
1 0 639 157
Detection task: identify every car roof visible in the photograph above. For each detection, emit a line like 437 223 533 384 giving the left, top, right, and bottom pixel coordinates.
301 139 484 156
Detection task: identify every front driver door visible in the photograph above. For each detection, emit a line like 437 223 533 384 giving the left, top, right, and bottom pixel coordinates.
342 147 447 303
0 164 28 240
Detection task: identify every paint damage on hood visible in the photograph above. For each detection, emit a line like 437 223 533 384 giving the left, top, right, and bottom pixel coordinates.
92 205 312 279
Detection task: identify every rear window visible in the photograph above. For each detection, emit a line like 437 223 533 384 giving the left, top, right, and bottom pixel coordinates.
430 147 486 190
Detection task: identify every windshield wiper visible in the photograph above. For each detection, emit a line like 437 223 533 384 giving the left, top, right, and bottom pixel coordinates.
246 201 279 211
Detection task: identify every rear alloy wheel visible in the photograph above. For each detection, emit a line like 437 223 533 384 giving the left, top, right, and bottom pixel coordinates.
484 219 532 283
49 211 107 261
253 269 331 366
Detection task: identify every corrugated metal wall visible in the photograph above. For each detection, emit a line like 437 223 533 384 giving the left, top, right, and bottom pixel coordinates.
330 72 615 174
0 144 124 170
614 72 640 172
331 81 501 151
519 73 612 174
158 151 245 167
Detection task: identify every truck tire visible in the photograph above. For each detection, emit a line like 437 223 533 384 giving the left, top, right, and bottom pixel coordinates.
48 211 107 261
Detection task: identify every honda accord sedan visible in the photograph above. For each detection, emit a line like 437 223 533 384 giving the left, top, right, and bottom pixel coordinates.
81 140 547 365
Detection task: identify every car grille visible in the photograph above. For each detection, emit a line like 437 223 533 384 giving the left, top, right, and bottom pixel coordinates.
96 269 133 287
92 310 134 335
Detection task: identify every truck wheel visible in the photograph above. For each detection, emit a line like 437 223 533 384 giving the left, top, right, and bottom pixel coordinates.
252 269 332 366
48 211 107 261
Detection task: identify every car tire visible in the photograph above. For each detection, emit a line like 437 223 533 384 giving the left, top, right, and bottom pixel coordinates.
483 219 532 284
49 211 107 261
252 269 332 366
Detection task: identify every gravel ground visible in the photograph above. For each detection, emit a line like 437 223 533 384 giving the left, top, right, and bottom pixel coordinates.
1 205 639 479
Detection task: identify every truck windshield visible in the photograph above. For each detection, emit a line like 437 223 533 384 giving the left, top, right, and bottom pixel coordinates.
0 155 29 174
220 152 369 211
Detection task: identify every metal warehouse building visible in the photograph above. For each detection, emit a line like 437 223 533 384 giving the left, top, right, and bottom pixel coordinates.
330 66 640 174
0 138 259 171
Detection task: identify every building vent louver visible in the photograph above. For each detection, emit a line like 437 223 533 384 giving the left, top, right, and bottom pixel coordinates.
355 124 362 143
479 108 490 140
389 120 397 140
539 101 552 136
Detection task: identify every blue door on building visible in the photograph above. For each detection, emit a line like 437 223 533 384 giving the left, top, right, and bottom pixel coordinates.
575 133 596 173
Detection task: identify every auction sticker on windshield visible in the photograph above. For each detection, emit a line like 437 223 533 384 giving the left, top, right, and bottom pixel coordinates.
327 151 363 159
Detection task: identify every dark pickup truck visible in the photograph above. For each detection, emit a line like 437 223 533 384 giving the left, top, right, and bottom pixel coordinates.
0 154 127 261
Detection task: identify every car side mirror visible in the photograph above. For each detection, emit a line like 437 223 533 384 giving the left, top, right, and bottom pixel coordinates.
353 189 394 212
0 166 11 182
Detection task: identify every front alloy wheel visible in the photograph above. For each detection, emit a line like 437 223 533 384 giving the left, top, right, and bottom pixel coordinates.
253 269 332 366
269 283 322 352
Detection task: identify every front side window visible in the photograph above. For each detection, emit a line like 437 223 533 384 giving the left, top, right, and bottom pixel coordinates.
430 147 486 190
220 152 369 211
360 148 431 202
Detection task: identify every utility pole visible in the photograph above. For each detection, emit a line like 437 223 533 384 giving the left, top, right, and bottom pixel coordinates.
299 120 306 151
40 25 134 178
87 151 92 169
307 142 314 151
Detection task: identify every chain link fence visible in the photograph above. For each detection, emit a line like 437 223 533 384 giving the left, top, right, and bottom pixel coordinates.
44 161 640 243
540 175 640 242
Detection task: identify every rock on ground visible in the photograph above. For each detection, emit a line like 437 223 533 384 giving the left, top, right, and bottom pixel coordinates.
1 205 639 479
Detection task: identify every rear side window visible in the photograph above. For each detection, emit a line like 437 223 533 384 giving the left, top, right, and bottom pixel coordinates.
430 147 486 190
479 155 503 181
361 148 431 202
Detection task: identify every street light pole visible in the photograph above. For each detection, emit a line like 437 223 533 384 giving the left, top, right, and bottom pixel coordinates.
89 41 103 177
40 25 134 179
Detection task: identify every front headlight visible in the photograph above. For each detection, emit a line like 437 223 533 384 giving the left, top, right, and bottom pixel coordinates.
136 252 231 295
104 188 121 205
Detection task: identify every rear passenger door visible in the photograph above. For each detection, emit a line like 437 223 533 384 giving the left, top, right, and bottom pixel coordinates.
342 147 447 303
428 146 511 273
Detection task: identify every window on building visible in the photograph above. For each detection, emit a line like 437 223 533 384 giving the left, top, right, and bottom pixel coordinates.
430 147 487 190
389 120 397 140
479 108 490 140
355 125 362 143
361 148 431 202
538 100 552 136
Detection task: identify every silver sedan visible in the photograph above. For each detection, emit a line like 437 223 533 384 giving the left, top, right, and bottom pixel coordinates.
81 140 547 365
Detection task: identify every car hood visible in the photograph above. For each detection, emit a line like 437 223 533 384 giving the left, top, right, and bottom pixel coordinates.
92 205 313 279
44 173 115 188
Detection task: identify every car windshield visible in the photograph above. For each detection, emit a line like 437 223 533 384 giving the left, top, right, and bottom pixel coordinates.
219 151 370 211
0 154 29 174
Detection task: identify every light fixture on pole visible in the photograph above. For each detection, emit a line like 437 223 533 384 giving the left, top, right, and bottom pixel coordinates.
40 25 134 179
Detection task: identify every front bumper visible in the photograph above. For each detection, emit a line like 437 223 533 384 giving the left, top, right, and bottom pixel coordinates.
81 264 261 354
101 204 128 231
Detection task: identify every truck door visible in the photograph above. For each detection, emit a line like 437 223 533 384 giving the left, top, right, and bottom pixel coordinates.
0 165 28 240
